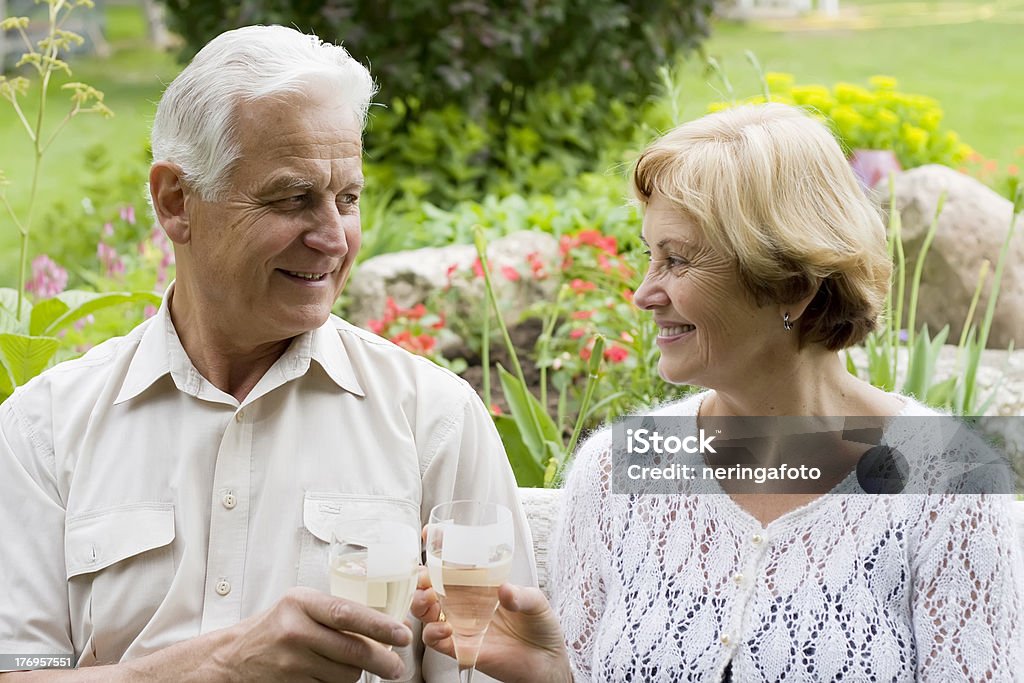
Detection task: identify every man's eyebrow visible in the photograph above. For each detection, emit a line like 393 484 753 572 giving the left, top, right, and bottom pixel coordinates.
259 175 316 195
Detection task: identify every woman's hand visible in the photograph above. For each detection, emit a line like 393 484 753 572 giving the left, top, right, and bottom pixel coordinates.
411 569 573 683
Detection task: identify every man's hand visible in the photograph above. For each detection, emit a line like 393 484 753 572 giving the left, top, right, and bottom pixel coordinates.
0 588 411 683
411 570 572 683
207 587 410 682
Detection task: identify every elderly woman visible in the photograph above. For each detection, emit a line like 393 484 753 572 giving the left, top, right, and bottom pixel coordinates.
413 103 1023 681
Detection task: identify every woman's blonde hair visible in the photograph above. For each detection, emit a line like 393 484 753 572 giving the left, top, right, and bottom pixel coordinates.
632 102 891 351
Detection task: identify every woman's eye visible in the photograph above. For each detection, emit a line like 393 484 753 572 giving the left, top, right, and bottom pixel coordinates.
666 256 689 269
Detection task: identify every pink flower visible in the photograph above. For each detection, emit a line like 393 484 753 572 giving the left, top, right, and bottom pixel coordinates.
569 328 586 340
25 255 68 298
97 242 125 278
501 266 521 282
103 222 115 237
119 205 136 225
571 310 593 320
144 305 158 319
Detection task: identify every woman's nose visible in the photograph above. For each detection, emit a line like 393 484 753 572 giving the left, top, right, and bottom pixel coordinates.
632 271 669 310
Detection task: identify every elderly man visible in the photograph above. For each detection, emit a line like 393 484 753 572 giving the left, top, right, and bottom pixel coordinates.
0 25 535 682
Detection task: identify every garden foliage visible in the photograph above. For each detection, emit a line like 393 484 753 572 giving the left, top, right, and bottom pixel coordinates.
161 0 714 117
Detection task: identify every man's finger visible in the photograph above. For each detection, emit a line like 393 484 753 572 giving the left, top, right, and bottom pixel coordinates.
306 624 407 680
296 589 411 647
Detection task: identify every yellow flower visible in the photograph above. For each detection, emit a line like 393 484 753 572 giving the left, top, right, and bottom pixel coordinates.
868 75 899 91
765 72 795 94
901 123 929 153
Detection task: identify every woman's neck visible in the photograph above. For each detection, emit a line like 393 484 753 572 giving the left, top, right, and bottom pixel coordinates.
700 350 901 418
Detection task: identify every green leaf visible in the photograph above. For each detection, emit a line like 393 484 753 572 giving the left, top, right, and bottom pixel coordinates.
30 290 160 337
496 364 563 468
0 288 33 333
493 414 545 488
0 333 60 386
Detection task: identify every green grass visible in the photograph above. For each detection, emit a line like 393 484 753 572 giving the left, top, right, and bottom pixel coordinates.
1 0 1022 284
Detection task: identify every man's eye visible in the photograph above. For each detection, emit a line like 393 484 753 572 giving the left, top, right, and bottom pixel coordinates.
276 194 307 207
338 193 359 206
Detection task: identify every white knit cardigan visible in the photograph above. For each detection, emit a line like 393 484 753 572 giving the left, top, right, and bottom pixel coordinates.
549 392 1024 682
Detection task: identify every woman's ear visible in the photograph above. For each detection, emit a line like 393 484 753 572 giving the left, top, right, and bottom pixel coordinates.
780 278 823 323
149 162 190 245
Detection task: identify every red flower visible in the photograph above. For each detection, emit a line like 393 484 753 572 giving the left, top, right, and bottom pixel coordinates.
490 403 503 416
432 312 447 330
472 258 486 279
368 319 385 334
570 278 595 294
571 310 594 320
526 252 546 278
559 236 573 256
408 303 427 320
579 346 592 361
501 266 521 282
569 328 586 339
604 345 629 363
622 289 634 303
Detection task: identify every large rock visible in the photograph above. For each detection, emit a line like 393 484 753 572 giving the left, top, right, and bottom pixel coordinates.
878 165 1024 349
345 231 560 349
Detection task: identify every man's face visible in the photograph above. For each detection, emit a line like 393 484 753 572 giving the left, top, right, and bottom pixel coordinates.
182 86 363 346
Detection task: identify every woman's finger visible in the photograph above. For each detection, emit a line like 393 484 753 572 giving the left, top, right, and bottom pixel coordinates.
422 621 456 658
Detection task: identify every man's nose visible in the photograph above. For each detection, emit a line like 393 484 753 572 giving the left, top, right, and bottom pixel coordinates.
304 203 352 257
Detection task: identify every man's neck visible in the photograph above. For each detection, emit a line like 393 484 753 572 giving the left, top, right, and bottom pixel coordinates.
169 294 292 403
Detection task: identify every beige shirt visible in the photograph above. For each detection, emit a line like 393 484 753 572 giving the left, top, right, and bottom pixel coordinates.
0 292 536 680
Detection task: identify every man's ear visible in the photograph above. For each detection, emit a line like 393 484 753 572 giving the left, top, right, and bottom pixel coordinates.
150 162 191 245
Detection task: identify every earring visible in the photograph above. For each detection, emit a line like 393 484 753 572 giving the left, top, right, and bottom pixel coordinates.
783 312 793 331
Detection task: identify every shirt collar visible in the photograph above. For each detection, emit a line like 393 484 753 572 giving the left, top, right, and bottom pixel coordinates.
114 284 365 404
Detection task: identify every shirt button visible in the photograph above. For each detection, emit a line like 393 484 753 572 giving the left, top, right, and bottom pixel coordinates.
222 492 237 510
733 573 744 584
752 534 763 545
235 410 245 423
215 580 232 596
720 633 731 645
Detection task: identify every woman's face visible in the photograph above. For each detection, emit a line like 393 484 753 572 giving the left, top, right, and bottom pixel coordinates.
633 193 785 389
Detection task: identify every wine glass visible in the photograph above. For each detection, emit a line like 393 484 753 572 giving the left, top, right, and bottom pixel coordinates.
426 501 515 683
330 519 421 683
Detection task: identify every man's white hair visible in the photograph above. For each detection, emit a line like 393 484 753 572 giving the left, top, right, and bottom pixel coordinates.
151 25 376 200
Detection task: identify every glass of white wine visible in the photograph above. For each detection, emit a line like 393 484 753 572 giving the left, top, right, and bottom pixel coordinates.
426 500 514 683
330 518 421 683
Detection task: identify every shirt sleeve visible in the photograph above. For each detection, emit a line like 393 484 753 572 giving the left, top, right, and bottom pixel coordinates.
418 378 538 683
0 390 74 662
549 429 613 683
910 493 1024 679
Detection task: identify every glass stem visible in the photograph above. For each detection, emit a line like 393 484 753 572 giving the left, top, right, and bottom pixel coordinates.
458 664 476 683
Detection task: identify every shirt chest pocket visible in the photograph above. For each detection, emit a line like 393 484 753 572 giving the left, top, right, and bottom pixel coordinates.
65 503 176 664
298 492 421 592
